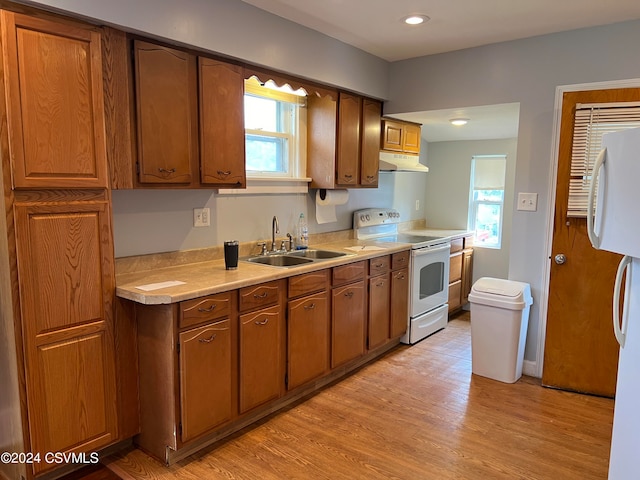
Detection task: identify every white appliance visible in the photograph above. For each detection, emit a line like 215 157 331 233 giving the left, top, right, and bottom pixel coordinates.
353 208 450 344
587 127 640 479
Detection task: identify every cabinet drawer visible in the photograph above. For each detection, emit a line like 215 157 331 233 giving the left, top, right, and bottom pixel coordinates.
332 261 366 286
180 292 231 329
450 238 464 253
369 255 391 276
288 269 329 299
392 250 410 270
463 234 474 249
449 251 463 283
239 280 281 312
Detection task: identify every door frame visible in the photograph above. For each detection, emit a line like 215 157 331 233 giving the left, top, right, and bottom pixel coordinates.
536 77 640 378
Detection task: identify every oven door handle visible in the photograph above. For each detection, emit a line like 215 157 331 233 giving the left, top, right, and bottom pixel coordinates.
411 243 451 257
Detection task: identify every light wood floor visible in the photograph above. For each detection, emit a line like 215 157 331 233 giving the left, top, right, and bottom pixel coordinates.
104 312 614 480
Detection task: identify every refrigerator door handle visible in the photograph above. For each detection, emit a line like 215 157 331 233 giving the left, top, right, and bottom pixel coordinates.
587 147 607 250
613 255 632 348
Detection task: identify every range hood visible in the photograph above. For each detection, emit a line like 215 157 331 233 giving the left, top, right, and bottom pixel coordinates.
379 152 429 172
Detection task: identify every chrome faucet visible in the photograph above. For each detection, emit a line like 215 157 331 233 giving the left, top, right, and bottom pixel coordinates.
271 215 279 252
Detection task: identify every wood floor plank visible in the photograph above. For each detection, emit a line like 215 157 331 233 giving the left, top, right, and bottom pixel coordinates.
101 313 613 480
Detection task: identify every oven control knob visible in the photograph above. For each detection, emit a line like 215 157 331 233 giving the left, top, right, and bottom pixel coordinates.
365 214 370 221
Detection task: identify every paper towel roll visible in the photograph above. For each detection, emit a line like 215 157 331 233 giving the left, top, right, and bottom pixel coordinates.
315 189 349 224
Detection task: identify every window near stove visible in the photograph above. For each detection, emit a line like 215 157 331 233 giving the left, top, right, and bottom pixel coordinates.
468 155 507 248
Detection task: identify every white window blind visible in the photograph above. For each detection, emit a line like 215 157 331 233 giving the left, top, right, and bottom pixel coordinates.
568 101 640 217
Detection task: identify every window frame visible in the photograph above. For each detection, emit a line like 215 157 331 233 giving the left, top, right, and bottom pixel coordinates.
468 155 507 249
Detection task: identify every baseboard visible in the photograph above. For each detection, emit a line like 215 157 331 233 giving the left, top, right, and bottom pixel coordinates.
523 360 539 378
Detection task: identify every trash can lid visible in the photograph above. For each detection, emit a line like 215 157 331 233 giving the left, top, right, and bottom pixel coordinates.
468 277 533 310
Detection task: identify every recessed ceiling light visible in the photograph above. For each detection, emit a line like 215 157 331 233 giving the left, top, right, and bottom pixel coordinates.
450 118 469 126
403 15 429 26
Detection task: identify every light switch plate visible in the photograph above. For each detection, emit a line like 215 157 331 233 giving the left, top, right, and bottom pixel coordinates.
517 192 538 212
193 208 210 227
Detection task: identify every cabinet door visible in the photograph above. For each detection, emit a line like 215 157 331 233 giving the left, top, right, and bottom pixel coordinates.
199 58 246 187
402 123 421 153
2 12 107 188
287 292 329 390
179 320 232 442
368 273 390 350
14 196 116 474
381 119 403 152
390 268 409 338
449 250 463 283
461 248 474 306
239 305 282 413
448 280 462 312
336 92 361 186
359 98 381 186
134 40 197 184
331 281 366 368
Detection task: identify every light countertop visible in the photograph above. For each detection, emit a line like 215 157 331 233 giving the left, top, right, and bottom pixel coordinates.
116 239 411 305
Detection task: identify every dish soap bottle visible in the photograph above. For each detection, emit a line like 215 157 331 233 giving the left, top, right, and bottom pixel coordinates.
297 213 309 249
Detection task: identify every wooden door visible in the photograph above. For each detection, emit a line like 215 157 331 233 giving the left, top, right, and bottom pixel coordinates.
14 194 116 474
199 58 246 187
179 320 232 442
368 274 390 349
543 87 640 397
390 268 409 338
336 92 361 186
1 12 108 188
134 40 197 184
331 281 366 368
239 305 282 413
359 98 381 187
287 292 329 389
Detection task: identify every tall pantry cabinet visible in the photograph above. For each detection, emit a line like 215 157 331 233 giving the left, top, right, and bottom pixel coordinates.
0 10 121 479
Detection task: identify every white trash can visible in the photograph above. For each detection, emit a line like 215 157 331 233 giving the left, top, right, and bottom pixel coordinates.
468 277 533 383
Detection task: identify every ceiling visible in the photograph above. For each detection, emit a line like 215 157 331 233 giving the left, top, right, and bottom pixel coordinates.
240 0 640 142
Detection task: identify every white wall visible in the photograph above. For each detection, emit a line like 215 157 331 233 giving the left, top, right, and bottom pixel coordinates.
22 0 389 100
425 138 518 282
112 171 428 258
386 19 640 366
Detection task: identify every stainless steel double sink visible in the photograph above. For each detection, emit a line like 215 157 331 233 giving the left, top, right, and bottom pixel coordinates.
240 249 351 268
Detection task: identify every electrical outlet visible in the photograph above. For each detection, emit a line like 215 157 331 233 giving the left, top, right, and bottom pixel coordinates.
194 208 210 227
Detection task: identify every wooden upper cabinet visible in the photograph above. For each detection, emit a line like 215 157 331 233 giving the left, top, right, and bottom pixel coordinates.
1 11 108 189
360 98 382 186
381 118 422 155
199 58 246 187
308 92 381 189
336 92 361 186
402 122 421 153
134 40 197 184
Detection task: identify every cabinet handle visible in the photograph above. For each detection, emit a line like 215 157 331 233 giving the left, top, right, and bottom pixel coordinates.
374 263 384 268
253 292 268 299
376 281 385 287
217 170 231 177
344 291 354 298
199 334 217 343
344 174 353 178
303 303 316 310
198 305 216 313
366 175 375 180
255 318 269 326
396 273 406 280
397 257 406 263
158 168 176 174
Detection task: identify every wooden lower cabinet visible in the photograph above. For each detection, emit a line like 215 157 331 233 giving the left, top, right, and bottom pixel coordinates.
179 320 232 442
331 281 366 368
287 292 330 389
448 236 474 313
13 192 118 476
390 267 409 338
239 304 284 413
368 273 390 350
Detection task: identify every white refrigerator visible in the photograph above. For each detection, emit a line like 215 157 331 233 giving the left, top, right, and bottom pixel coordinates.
587 127 640 479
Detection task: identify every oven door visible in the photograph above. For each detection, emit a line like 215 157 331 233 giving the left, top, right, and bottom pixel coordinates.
411 243 450 318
